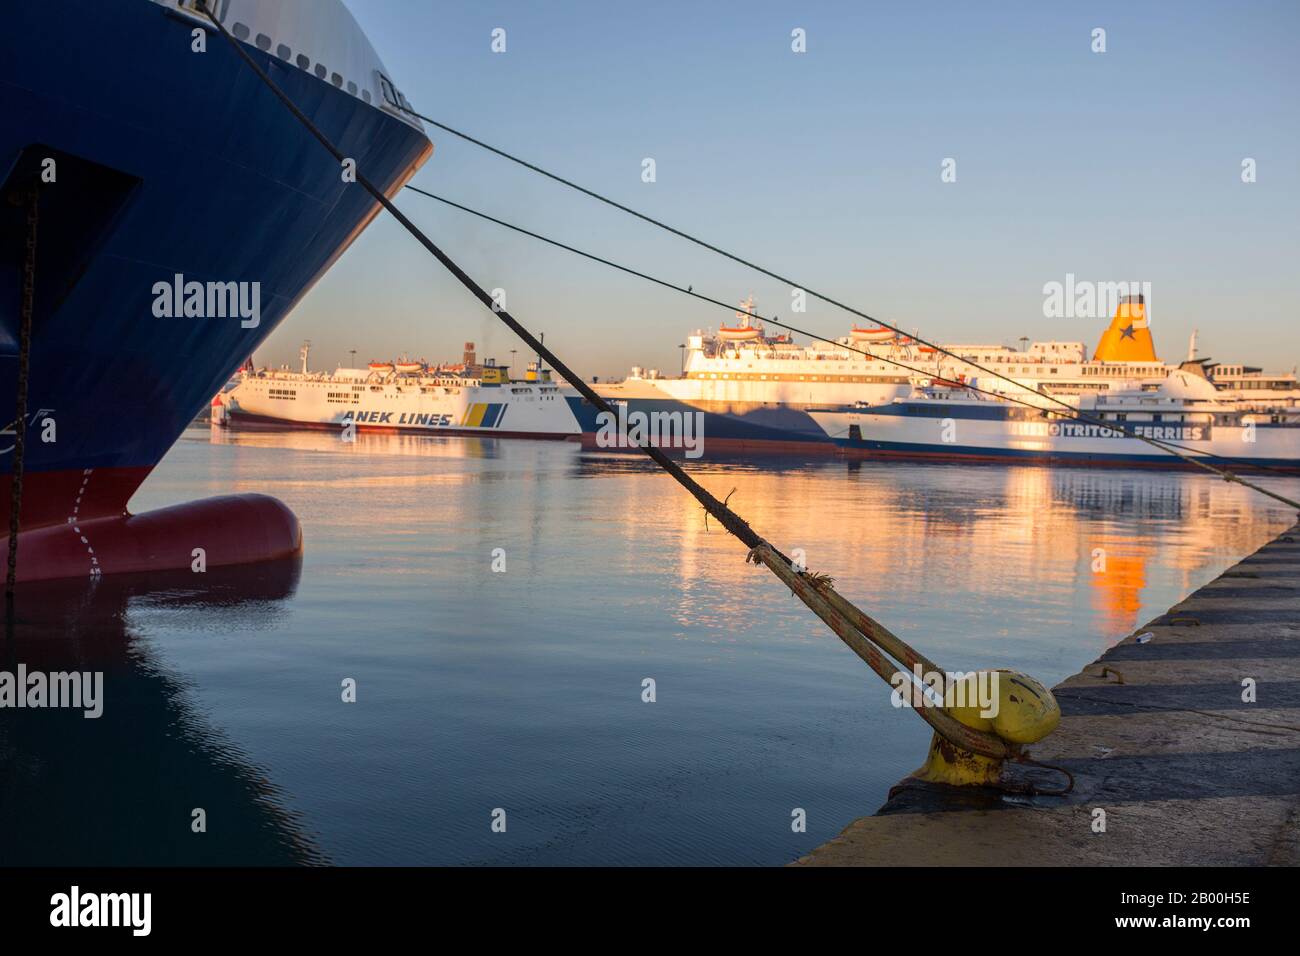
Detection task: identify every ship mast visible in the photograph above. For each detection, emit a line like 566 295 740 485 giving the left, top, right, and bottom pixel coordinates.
736 294 755 328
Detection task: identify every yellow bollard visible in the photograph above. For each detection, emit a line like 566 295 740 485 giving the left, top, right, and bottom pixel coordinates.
910 670 1060 787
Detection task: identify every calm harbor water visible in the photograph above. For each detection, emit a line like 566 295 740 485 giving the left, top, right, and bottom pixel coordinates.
3 425 1295 865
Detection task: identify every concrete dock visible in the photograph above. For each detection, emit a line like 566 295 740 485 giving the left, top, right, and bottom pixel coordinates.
795 520 1300 866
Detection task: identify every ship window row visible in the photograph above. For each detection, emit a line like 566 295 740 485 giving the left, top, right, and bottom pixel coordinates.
268 388 296 400
326 393 359 404
1081 365 1167 376
226 20 373 104
1235 379 1292 389
691 372 907 383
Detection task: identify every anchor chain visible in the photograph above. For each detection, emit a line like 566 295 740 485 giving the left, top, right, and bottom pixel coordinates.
6 185 38 597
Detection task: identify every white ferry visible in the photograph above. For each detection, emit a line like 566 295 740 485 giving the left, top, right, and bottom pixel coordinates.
220 342 580 439
566 295 1300 454
807 368 1300 471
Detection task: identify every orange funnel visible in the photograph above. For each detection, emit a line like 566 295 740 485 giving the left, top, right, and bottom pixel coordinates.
1094 295 1157 362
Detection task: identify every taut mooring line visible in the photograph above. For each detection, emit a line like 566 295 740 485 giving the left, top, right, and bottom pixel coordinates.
199 3 1010 760
376 104 1152 409
404 185 1300 496
387 107 1300 510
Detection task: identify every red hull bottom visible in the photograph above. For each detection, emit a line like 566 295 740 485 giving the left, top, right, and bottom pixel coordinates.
2 466 302 584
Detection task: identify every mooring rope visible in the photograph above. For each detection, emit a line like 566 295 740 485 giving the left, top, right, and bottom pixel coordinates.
403 185 1300 500
200 3 1009 760
6 185 38 597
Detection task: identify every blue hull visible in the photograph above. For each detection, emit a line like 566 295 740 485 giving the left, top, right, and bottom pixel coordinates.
565 394 835 453
0 0 430 525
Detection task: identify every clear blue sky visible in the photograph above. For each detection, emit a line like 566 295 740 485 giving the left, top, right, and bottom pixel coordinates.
266 0 1300 380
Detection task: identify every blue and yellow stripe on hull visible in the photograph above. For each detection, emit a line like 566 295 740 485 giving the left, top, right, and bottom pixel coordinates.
460 403 507 428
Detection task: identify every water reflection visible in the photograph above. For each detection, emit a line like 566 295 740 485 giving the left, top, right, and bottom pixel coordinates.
198 424 1292 657
206 420 567 462
0 559 322 865
64 425 1294 865
556 450 1292 647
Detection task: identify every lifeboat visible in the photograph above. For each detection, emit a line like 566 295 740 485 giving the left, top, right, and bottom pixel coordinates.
719 295 763 342
717 326 763 342
394 361 424 374
850 326 897 343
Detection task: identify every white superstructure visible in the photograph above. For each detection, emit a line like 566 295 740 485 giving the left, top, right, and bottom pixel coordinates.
609 297 1300 412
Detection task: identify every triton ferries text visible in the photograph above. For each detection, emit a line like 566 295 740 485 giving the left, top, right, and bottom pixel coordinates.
1012 422 1210 442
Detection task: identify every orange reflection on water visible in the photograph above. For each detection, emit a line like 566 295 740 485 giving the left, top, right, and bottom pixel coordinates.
1085 537 1153 637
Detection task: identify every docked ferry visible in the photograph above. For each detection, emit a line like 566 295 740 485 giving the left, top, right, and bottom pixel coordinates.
569 295 1300 456
1 0 432 581
221 343 580 439
808 368 1300 471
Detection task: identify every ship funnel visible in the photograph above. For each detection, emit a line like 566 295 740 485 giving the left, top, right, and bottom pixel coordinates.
1093 294 1157 363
